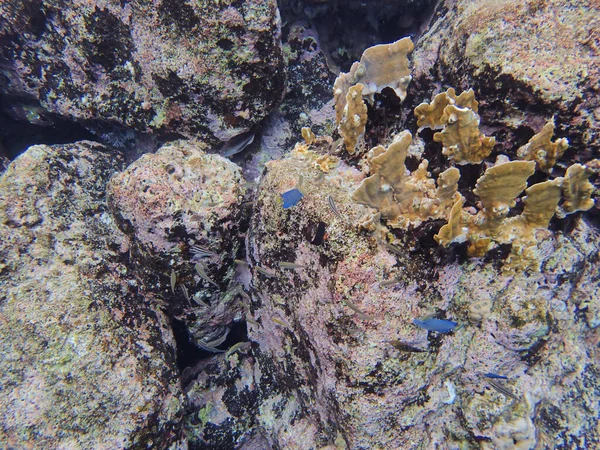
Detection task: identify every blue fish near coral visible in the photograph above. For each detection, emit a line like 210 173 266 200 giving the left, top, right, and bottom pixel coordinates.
413 318 457 333
282 188 303 209
484 372 509 380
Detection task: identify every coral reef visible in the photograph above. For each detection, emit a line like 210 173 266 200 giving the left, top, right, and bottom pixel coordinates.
416 88 494 164
333 37 414 124
337 84 368 154
240 151 600 449
0 142 184 448
411 0 600 160
352 130 462 228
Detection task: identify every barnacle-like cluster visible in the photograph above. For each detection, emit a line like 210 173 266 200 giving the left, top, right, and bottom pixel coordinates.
329 38 596 270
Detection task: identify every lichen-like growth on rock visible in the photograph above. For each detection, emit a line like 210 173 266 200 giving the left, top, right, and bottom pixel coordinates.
333 37 414 123
517 118 569 173
338 83 368 154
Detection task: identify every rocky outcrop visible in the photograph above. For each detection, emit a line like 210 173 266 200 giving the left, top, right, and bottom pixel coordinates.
411 0 600 161
235 152 600 449
107 140 249 352
0 141 185 449
0 0 286 144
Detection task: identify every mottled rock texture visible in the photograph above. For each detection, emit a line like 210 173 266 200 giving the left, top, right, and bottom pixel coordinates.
184 346 259 449
239 153 599 449
108 140 248 349
411 0 600 161
0 0 286 144
0 142 185 449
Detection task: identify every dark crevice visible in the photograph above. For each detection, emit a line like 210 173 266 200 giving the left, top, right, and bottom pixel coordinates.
172 318 249 374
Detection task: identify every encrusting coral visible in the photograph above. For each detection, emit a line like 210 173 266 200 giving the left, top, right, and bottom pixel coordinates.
517 118 569 173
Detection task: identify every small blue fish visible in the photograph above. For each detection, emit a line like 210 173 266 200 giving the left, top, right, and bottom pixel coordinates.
484 372 509 380
282 188 303 209
413 318 457 333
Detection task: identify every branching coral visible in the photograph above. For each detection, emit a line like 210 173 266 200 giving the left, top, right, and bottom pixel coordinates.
434 105 496 164
351 131 462 228
557 163 595 217
517 118 568 173
325 37 596 271
414 88 479 128
415 88 494 164
333 37 414 144
338 83 368 154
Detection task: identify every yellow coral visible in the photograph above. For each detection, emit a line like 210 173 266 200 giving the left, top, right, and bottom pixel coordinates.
558 163 595 217
301 127 316 145
314 154 339 173
517 119 568 173
352 131 462 228
333 37 414 122
521 179 562 228
368 131 411 190
414 88 479 129
351 173 399 220
436 167 461 203
473 159 536 226
338 83 368 155
434 198 466 246
434 105 496 165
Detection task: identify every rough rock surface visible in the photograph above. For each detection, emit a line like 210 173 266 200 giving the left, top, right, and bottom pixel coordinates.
0 142 185 449
183 347 259 449
0 0 286 144
411 0 600 161
107 140 249 349
238 153 600 449
240 20 336 182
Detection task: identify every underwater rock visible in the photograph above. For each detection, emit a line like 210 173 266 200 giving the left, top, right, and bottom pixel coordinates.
412 0 600 160
0 0 286 145
241 152 599 449
0 142 185 449
107 140 248 349
184 348 258 448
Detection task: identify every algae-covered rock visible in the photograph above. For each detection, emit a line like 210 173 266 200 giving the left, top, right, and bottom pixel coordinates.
183 347 258 448
0 0 286 144
243 153 600 449
0 142 185 448
412 0 600 159
107 140 248 350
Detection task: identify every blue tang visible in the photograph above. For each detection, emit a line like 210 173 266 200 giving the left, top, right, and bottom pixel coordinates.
282 188 303 209
413 318 457 333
